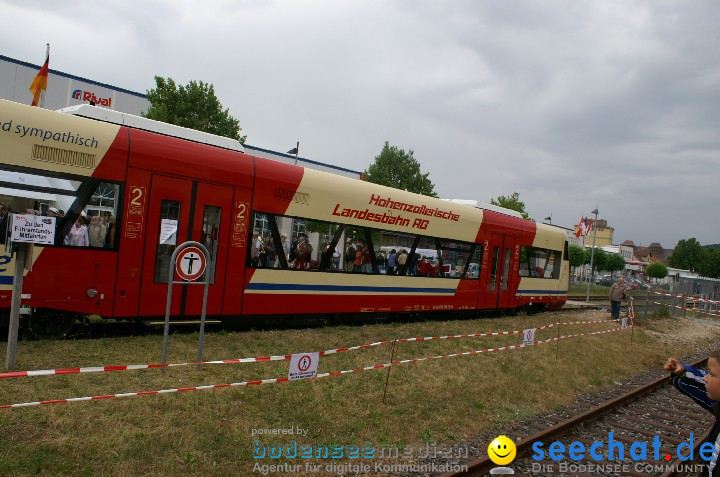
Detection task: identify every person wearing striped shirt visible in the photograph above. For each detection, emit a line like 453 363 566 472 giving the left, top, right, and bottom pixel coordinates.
665 352 720 476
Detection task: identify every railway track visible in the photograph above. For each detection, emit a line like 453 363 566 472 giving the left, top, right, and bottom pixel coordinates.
440 357 712 477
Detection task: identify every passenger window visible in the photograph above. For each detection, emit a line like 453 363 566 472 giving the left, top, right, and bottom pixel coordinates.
154 200 180 283
463 244 483 279
438 240 472 278
0 168 122 249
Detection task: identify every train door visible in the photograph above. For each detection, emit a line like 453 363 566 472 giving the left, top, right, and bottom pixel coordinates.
485 233 516 309
139 175 233 317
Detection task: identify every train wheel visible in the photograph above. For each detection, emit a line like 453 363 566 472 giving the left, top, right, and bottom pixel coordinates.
29 309 77 340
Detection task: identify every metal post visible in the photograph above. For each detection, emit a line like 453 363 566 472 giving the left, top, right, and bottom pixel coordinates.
196 276 211 371
644 287 649 319
5 243 26 371
162 241 212 367
585 208 599 302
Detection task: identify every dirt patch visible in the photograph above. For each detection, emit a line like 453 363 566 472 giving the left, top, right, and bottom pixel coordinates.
641 315 720 347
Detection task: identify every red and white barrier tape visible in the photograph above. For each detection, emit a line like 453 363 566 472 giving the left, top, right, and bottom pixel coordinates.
0 324 572 380
0 320 621 380
0 326 627 410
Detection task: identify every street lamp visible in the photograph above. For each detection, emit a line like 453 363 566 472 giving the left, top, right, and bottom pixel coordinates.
544 215 552 224
585 207 599 302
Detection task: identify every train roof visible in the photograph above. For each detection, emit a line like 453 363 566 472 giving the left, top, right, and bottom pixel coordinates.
57 104 245 153
441 198 524 218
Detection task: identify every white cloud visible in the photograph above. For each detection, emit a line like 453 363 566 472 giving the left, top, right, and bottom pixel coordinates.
1 0 717 246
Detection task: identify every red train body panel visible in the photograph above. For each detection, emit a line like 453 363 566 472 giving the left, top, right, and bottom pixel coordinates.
0 99 568 332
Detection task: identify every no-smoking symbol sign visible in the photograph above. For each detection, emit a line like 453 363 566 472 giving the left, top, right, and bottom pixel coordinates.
175 246 207 281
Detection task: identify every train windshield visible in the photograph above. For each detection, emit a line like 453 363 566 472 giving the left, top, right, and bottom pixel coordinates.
0 166 121 249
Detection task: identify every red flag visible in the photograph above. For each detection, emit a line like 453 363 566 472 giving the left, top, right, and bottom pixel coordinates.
575 216 584 238
29 44 50 107
583 217 593 235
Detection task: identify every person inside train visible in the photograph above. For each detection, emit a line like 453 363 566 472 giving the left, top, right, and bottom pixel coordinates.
386 249 397 275
345 240 356 272
332 244 341 270
264 235 276 268
664 353 720 476
66 216 89 247
396 249 408 275
104 215 116 248
279 234 290 267
362 245 372 273
250 231 261 267
352 243 364 273
88 215 106 248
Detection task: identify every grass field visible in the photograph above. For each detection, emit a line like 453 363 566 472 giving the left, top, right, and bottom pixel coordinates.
1 309 718 476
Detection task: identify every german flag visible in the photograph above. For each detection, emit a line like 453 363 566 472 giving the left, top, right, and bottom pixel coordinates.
29 44 50 107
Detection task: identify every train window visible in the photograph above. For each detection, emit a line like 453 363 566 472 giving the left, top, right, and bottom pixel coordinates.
489 246 500 291
518 246 562 279
501 248 511 291
463 244 483 279
154 200 181 283
438 240 473 278
0 166 122 249
199 206 221 284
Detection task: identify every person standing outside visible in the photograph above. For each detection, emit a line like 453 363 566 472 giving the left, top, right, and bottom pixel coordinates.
609 276 630 319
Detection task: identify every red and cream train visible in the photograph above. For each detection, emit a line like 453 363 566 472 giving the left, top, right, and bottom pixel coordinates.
0 99 568 337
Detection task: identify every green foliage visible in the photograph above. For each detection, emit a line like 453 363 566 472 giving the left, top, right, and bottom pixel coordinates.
490 192 529 220
698 248 720 278
669 238 703 271
585 248 607 273
144 76 246 143
568 245 587 268
646 262 668 280
604 253 626 274
363 142 437 197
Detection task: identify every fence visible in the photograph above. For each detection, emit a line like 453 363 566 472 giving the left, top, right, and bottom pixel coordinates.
643 289 720 319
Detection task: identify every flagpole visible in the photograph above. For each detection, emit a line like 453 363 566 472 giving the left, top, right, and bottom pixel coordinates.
585 207 599 303
39 43 49 108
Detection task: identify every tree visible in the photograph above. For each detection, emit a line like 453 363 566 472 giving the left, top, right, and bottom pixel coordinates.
568 244 585 284
646 262 668 282
699 248 720 278
604 253 626 276
585 248 607 275
363 142 437 197
490 192 529 220
669 238 704 271
144 76 246 143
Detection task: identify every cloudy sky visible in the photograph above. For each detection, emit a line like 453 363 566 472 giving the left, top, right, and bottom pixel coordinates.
2 0 718 248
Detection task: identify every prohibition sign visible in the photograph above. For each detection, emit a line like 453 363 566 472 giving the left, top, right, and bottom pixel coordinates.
175 246 206 281
297 354 313 372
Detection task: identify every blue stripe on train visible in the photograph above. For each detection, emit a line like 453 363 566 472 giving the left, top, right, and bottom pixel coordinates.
246 283 456 294
0 276 13 285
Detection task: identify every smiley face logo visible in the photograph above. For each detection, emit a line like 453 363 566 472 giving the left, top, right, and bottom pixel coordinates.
488 435 516 466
